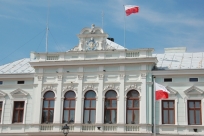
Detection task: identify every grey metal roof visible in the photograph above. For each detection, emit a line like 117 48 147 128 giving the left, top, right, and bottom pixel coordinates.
153 52 204 70
0 58 35 74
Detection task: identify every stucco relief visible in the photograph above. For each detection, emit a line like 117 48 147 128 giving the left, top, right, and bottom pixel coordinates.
125 84 141 95
42 85 57 96
140 73 146 78
120 74 125 79
98 74 104 80
83 84 98 93
78 75 83 80
103 84 119 96
57 75 62 81
37 75 43 81
63 85 77 95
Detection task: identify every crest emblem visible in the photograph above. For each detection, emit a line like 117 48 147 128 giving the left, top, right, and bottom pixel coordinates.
86 38 98 50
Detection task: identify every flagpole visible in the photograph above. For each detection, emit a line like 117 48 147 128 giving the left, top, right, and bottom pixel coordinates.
123 5 126 48
153 77 156 136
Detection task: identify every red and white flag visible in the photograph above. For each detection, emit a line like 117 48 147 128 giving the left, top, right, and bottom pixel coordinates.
124 5 139 16
155 83 170 100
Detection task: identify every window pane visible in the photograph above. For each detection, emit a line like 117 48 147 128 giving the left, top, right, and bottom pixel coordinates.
44 91 55 98
112 100 117 108
105 90 117 98
196 110 201 125
19 102 24 108
90 110 95 123
83 110 89 123
85 91 96 98
19 110 24 122
127 90 139 98
127 100 132 108
127 110 132 124
0 111 2 122
43 101 49 108
134 110 139 124
0 102 2 108
189 102 194 108
13 110 18 122
42 110 48 123
70 100 75 108
64 100 69 108
195 102 200 108
50 101 54 108
169 110 174 124
189 110 194 125
163 110 168 124
49 110 54 123
63 110 69 123
111 110 117 124
91 100 96 108
169 102 174 108
105 100 111 107
134 100 139 107
163 102 168 108
84 100 90 108
70 110 75 123
104 110 111 123
65 91 76 98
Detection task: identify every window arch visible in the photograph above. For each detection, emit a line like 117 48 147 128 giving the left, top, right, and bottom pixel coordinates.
42 91 55 123
83 91 96 124
126 90 139 124
63 91 76 123
104 90 117 124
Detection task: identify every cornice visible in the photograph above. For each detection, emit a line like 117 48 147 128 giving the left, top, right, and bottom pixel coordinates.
152 69 204 76
0 73 34 79
29 58 157 67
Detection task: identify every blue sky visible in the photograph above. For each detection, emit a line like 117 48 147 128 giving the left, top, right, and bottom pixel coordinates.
1 0 204 65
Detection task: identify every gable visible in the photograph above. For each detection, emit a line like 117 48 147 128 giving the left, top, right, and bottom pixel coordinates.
184 86 204 95
10 88 28 97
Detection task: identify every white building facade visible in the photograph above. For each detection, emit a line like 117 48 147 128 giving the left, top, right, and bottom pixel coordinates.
0 25 203 136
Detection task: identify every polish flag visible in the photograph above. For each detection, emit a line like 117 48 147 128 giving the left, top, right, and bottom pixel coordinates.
124 5 139 16
155 83 170 100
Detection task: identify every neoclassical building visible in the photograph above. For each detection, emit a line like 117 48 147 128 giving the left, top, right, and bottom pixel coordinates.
0 25 203 136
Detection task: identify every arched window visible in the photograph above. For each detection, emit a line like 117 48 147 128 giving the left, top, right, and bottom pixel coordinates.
42 91 55 123
63 91 76 123
104 90 117 124
83 91 96 124
126 90 139 124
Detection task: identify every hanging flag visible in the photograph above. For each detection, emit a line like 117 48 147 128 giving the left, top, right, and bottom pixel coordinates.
124 5 139 16
155 83 170 100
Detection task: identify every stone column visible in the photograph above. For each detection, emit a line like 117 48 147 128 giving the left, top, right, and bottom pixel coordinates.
95 74 104 125
74 72 83 132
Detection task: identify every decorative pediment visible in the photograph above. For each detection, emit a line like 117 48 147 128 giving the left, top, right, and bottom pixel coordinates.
0 90 7 98
10 89 28 97
166 86 178 95
184 86 204 95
